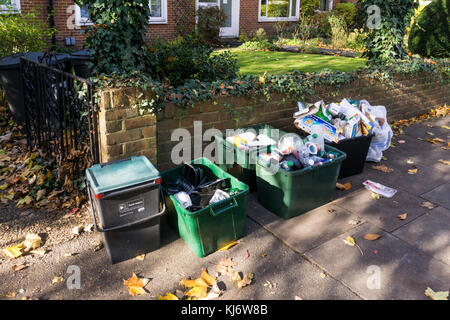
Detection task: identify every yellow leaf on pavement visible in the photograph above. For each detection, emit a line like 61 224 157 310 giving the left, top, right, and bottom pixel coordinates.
180 269 216 288
158 292 179 300
136 254 145 261
185 286 208 299
336 182 352 191
217 240 238 252
438 160 450 166
363 233 382 241
398 213 408 220
3 242 25 259
425 287 449 300
23 233 42 251
343 236 356 247
123 273 148 297
201 269 217 287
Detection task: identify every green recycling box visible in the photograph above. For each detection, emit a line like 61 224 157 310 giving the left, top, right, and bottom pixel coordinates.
215 124 285 191
86 156 165 264
256 145 346 219
161 158 249 258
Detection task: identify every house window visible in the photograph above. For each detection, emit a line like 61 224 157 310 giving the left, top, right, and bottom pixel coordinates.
149 0 168 24
75 4 92 26
259 0 299 22
320 0 334 11
0 0 21 14
74 1 168 26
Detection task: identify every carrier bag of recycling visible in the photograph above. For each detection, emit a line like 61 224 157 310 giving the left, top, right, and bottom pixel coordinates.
359 100 393 162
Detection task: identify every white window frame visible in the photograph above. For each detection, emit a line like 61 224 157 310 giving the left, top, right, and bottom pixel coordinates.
258 0 300 22
0 0 21 14
149 0 168 24
74 1 168 26
75 4 93 27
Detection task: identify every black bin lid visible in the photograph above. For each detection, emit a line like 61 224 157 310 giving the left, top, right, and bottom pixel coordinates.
71 49 92 61
0 52 71 70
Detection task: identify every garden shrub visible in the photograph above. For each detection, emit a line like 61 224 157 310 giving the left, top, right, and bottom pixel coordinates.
346 28 367 51
196 6 226 45
146 37 238 86
312 11 332 38
408 0 450 58
0 10 53 58
301 0 321 17
332 2 357 31
75 0 150 75
293 12 318 43
328 14 348 48
360 0 418 61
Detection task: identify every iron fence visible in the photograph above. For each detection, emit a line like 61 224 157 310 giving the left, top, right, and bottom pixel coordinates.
20 55 99 170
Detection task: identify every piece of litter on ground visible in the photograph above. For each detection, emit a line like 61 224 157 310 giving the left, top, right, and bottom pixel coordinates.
398 213 408 220
363 180 397 198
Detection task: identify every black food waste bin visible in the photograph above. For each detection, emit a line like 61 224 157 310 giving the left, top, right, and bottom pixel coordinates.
86 156 166 264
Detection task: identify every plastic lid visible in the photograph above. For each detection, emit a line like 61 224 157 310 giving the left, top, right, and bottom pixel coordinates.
0 52 71 70
0 53 25 70
71 49 92 60
86 156 160 195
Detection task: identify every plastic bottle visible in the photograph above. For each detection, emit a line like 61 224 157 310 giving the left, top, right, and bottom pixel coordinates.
308 125 325 156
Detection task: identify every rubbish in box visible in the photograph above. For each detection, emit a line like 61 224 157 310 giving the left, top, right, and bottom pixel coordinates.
163 163 240 212
257 131 340 172
294 98 393 162
226 132 277 150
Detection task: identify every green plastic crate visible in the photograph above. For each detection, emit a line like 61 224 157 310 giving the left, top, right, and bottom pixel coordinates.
256 145 347 219
161 158 249 258
214 124 286 191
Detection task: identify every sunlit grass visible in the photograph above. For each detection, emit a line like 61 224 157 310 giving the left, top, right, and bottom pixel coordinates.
220 49 367 75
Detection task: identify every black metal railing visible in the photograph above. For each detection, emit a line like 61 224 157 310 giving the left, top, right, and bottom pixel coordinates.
20 55 99 170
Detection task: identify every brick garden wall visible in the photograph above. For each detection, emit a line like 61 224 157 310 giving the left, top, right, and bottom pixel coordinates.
98 73 450 170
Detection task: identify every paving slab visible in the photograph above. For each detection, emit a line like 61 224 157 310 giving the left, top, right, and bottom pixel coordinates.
393 206 450 266
333 188 428 232
305 223 450 300
399 117 450 141
421 183 450 210
0 218 359 300
248 193 363 254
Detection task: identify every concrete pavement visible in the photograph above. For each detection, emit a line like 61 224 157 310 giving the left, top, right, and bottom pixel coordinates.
0 116 448 300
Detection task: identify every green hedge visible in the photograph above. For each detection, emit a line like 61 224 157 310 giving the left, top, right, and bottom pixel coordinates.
408 0 450 58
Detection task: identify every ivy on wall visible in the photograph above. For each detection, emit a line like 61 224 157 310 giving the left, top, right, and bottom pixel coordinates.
95 58 449 117
74 0 150 75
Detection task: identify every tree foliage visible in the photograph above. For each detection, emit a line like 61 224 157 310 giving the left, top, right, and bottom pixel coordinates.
359 0 418 61
74 0 150 75
408 0 450 58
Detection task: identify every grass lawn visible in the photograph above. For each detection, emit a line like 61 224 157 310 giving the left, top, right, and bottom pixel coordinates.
223 49 367 75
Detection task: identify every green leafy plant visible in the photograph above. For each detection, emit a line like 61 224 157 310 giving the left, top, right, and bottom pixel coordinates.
74 0 150 75
146 36 238 86
328 14 348 48
333 2 357 30
0 10 53 58
408 0 449 58
196 6 226 45
301 0 321 17
359 0 418 61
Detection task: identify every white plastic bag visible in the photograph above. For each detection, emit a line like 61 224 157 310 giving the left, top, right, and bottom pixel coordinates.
359 100 393 162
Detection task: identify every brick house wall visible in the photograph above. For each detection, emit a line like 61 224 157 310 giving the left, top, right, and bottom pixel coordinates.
12 0 350 50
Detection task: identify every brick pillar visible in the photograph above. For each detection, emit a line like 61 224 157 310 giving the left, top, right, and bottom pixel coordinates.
98 87 158 165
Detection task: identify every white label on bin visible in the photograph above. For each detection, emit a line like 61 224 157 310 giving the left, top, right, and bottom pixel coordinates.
119 198 145 217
